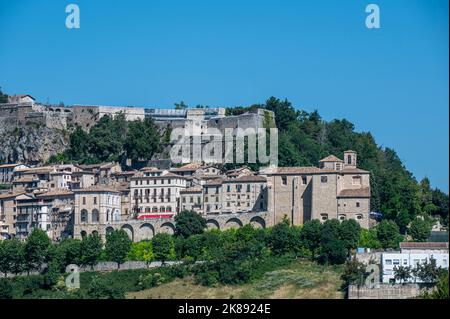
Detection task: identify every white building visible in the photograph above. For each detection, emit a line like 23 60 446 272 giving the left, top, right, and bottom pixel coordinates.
382 242 449 284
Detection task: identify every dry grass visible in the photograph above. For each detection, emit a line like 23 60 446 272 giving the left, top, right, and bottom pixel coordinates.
126 260 344 299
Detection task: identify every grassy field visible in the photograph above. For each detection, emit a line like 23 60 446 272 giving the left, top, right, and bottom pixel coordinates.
126 260 345 299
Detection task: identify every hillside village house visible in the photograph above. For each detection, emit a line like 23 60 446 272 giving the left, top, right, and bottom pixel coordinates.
130 168 187 219
0 164 29 184
73 185 122 239
1 150 372 241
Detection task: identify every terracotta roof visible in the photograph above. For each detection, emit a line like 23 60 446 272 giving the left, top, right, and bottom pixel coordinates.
319 155 344 163
338 187 370 198
180 186 202 193
400 242 448 250
13 176 38 183
0 192 24 199
22 166 55 174
223 175 266 183
171 163 210 172
72 185 121 193
205 178 224 186
264 166 370 175
36 189 74 197
0 163 21 168
113 171 136 176
271 167 323 174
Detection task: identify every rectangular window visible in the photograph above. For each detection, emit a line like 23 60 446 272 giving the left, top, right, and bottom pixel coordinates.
352 176 362 185
282 176 287 185
356 202 360 207
82 197 86 205
93 197 97 205
227 185 231 192
302 176 307 185
393 259 400 265
247 184 251 192
385 259 392 265
321 176 328 183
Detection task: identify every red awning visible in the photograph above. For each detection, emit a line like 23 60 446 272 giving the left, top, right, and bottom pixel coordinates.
137 214 174 220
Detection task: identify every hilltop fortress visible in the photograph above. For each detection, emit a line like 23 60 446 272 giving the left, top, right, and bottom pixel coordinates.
0 94 274 135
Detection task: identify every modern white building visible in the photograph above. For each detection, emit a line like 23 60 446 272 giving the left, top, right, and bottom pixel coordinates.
382 242 449 284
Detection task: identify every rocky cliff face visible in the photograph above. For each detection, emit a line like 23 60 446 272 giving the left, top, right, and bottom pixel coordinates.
0 120 69 164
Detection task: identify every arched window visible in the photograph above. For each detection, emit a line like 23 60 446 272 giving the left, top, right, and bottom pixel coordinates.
166 206 172 212
320 213 328 221
347 155 352 165
160 206 165 213
152 207 158 213
92 209 99 223
338 214 346 221
145 207 151 213
81 209 88 223
80 230 87 238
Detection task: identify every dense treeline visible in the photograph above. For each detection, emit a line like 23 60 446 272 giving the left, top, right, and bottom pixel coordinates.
49 113 164 165
0 210 441 299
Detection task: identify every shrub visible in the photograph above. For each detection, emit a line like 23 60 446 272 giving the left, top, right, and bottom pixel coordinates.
0 278 13 299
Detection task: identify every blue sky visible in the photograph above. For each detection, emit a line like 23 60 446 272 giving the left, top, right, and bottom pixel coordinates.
0 0 448 192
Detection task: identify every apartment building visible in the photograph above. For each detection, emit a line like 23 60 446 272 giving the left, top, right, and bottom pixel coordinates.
0 192 22 239
130 168 187 219
0 164 29 184
382 242 449 284
202 175 268 215
73 185 122 239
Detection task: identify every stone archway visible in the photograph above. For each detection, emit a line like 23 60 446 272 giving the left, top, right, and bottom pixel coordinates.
160 222 175 235
139 223 155 240
250 216 266 229
224 217 243 230
106 226 114 235
121 224 134 241
206 219 220 230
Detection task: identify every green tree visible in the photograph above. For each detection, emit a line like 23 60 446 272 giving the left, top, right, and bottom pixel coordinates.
357 228 381 249
320 219 347 265
416 258 443 283
268 218 301 256
422 272 449 299
0 88 8 103
0 278 13 299
341 258 367 287
105 230 132 268
376 220 401 249
409 218 432 242
127 241 154 264
80 233 103 269
87 275 125 299
300 219 322 260
58 238 82 267
152 233 175 264
174 101 188 110
339 219 361 256
394 265 411 284
174 210 207 238
124 118 162 163
24 229 51 273
0 239 25 276
395 210 411 234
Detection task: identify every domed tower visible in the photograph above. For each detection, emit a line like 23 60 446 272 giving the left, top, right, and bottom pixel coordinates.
344 150 357 168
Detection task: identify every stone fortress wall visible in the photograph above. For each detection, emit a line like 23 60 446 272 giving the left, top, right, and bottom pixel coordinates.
0 100 272 136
